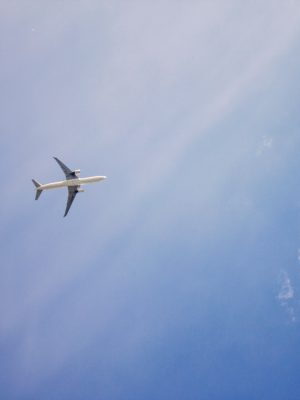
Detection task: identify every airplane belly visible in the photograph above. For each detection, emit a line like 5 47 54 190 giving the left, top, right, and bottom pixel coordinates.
41 181 67 190
79 176 106 184
67 179 80 186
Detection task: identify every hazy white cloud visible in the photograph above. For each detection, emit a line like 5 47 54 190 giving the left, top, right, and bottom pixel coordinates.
256 136 273 156
278 271 294 301
278 270 296 323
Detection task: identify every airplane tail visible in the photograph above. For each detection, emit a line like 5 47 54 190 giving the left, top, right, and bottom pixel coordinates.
32 179 43 200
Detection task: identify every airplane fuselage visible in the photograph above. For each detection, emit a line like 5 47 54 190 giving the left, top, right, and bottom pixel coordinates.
38 176 106 191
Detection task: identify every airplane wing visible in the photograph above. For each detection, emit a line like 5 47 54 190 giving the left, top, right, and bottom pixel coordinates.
54 157 75 179
64 186 79 217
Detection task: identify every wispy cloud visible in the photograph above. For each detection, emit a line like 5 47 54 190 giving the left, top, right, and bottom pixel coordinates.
278 271 294 301
256 136 273 156
278 270 296 323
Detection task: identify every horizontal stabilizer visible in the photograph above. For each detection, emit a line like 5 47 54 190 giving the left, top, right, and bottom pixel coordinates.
32 179 43 200
35 190 42 200
32 179 41 188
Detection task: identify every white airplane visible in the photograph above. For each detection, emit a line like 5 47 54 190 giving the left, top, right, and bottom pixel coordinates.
32 157 106 217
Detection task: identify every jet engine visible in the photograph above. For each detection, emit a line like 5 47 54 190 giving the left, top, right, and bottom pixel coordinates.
74 169 81 175
76 188 84 193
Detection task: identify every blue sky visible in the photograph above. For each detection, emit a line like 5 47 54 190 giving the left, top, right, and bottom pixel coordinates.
1 1 300 399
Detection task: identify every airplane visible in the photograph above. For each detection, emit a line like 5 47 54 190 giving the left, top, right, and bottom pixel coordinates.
32 157 106 217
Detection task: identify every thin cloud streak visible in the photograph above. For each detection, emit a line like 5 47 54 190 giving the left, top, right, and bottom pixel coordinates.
278 271 294 301
278 270 296 323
